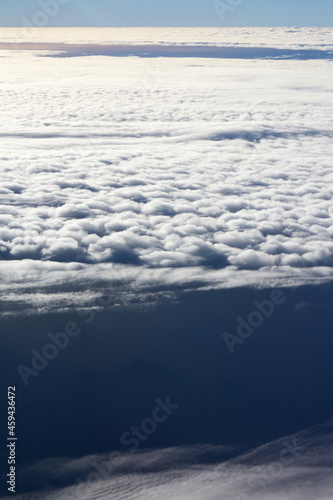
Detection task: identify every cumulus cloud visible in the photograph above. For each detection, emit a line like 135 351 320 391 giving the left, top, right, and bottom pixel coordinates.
0 28 332 305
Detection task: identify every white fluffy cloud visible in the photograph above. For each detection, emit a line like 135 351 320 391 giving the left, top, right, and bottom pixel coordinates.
0 28 332 301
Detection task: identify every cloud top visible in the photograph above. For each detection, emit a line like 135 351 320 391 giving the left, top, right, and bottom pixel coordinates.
0 29 332 303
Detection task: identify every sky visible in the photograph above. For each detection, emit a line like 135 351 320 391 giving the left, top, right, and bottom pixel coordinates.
1 0 333 27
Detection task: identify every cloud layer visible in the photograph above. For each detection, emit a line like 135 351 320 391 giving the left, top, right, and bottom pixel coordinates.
11 421 333 500
0 27 332 50
0 29 332 300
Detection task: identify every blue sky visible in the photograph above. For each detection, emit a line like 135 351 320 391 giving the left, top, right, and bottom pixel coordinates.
1 0 333 27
